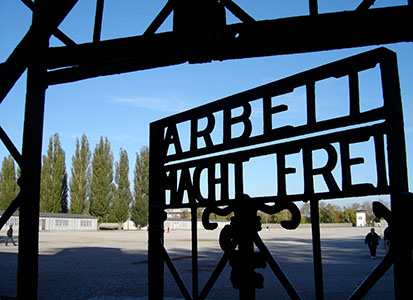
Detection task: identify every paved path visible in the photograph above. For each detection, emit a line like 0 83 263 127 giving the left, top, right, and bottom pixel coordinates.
0 227 392 299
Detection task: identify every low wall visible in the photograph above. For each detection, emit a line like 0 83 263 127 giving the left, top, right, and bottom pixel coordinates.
164 219 355 231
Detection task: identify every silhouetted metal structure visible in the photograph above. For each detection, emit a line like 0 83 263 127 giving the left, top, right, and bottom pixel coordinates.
149 47 411 299
0 1 412 299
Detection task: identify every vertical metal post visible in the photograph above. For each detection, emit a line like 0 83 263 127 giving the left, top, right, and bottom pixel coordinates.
310 200 324 300
309 0 318 16
16 2 48 297
236 203 256 300
191 207 199 299
93 0 105 43
380 52 412 298
148 122 165 299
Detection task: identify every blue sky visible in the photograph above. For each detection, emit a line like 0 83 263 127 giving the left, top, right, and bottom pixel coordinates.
1 0 412 207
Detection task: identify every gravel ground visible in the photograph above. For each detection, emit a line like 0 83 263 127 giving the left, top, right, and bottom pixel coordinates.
0 227 393 299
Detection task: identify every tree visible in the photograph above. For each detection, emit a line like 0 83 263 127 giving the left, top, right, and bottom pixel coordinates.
131 146 149 227
70 134 91 214
319 203 341 223
362 200 382 225
0 155 19 210
113 148 132 228
89 137 114 222
343 206 356 224
40 133 68 213
272 209 292 223
300 202 311 223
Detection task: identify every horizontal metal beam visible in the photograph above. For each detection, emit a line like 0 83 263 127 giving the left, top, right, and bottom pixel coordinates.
46 5 413 85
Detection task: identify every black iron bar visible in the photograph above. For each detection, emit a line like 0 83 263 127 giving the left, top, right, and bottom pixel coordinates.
0 126 22 166
306 82 316 125
198 253 230 300
348 251 394 299
93 0 104 43
0 0 78 103
254 233 302 300
310 200 324 300
144 0 174 36
16 9 48 297
380 52 412 298
52 29 77 47
309 0 318 15
45 6 413 85
220 0 255 23
0 193 22 230
349 72 360 116
148 122 165 300
20 0 77 46
191 207 199 300
235 204 256 300
161 244 193 300
356 0 376 11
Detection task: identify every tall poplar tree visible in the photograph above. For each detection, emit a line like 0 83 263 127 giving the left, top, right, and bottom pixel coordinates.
70 134 91 214
89 137 114 222
0 155 19 210
131 146 149 227
40 133 68 213
112 148 132 228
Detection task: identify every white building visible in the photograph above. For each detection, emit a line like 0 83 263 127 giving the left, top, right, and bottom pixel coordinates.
1 210 98 232
356 208 367 227
164 218 230 231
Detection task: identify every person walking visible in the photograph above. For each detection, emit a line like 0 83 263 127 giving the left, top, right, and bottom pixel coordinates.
5 224 17 246
365 227 380 259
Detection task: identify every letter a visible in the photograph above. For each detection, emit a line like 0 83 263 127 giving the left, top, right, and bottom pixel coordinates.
163 125 183 157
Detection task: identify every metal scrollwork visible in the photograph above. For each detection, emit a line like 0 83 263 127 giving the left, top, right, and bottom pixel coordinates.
372 201 392 251
257 201 301 230
200 194 302 292
372 201 392 226
202 205 234 230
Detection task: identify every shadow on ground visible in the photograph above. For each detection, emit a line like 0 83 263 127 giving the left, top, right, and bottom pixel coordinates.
0 235 393 300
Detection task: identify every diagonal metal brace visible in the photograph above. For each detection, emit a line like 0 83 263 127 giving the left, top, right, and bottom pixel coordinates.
0 126 22 166
254 233 303 300
0 0 78 103
348 250 394 300
0 193 22 230
160 243 193 300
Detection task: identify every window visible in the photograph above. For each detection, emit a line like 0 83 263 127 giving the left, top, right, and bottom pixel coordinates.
56 219 69 227
81 220 91 227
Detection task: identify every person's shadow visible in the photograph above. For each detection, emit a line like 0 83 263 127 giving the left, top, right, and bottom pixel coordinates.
0 235 18 244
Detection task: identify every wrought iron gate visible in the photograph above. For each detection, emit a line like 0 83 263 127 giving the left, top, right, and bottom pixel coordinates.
1 1 412 299
148 47 412 299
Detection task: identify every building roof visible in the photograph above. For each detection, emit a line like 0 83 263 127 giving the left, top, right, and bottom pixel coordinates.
0 210 97 220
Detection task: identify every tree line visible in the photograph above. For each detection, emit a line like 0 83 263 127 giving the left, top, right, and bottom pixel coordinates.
0 133 149 228
203 201 384 225
299 201 383 225
186 201 383 226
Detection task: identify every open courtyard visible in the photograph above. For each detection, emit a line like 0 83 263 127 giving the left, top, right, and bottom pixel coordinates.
0 226 393 299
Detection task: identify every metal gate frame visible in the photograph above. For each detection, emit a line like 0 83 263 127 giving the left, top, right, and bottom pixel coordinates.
148 47 412 299
0 1 412 299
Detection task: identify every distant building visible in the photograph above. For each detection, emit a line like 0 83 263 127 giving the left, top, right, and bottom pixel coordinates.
122 218 138 230
1 210 98 232
165 208 191 218
164 218 229 231
356 208 367 227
